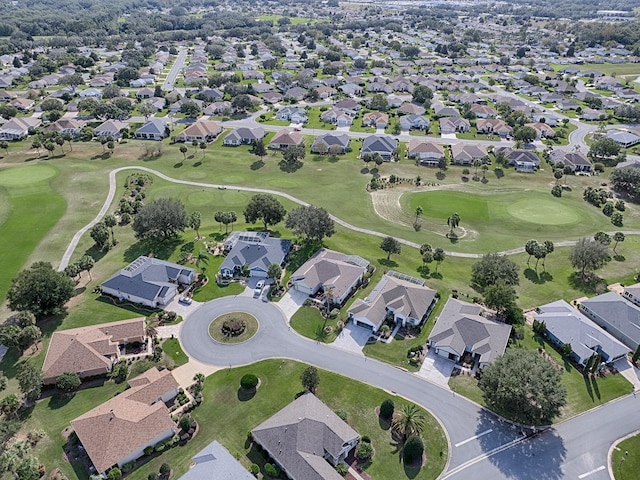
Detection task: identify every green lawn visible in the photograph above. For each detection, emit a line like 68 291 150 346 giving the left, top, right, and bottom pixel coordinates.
191 256 245 302
162 337 189 366
612 432 640 480
125 359 448 480
290 306 339 343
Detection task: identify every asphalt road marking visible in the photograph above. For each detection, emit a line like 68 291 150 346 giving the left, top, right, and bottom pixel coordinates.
454 429 493 447
441 436 528 479
578 466 605 478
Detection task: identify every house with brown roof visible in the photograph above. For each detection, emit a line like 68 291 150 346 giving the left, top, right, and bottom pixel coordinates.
397 102 426 116
407 139 445 166
525 122 556 139
269 129 304 149
362 111 389 129
46 118 86 137
71 368 178 474
348 271 438 333
252 393 360 480
450 144 487 165
42 318 145 385
176 120 223 143
0 117 41 140
476 118 513 137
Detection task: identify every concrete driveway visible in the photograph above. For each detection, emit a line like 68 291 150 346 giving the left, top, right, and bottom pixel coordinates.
276 289 308 320
331 323 373 356
416 349 455 388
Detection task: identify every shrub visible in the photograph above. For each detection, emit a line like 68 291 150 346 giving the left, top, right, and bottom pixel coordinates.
264 463 279 477
403 435 424 463
179 415 192 432
154 442 166 452
335 462 349 476
356 441 374 459
361 435 371 443
551 185 562 197
380 399 395 419
250 463 259 475
107 468 122 480
159 463 171 475
144 446 154 456
148 474 158 480
240 374 259 390
122 462 135 473
334 409 347 420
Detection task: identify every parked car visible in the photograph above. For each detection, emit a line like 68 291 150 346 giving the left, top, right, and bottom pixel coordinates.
178 296 193 305
253 280 265 297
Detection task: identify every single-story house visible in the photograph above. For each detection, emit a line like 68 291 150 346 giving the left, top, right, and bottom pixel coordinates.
94 119 129 138
348 271 437 333
579 292 640 350
269 129 304 149
71 368 179 475
136 87 155 99
0 117 41 140
334 99 361 111
9 97 35 111
219 232 291 278
536 300 629 366
276 106 308 124
525 122 556 139
101 256 195 308
79 88 103 99
407 139 445 166
582 108 608 121
470 104 497 118
223 127 265 146
46 118 85 137
178 441 254 480
549 150 592 173
176 120 223 143
439 117 470 134
361 134 396 161
397 102 426 116
41 318 145 384
476 118 513 137
400 114 430 131
623 282 640 307
310 133 350 154
252 393 360 480
606 130 640 148
290 248 369 305
262 91 284 104
450 144 487 165
362 111 389 129
134 119 167 141
428 297 511 370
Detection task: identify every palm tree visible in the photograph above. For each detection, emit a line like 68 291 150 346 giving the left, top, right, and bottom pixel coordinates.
324 286 335 316
180 145 188 161
447 212 460 235
392 404 425 439
613 232 625 254
415 205 423 223
104 214 117 245
195 250 209 276
542 240 554 269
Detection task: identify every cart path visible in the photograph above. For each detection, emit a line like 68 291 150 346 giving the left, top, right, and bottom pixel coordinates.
58 166 640 269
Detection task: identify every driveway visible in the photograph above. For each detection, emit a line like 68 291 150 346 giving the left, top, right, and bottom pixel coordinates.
165 295 203 318
330 323 373 356
416 349 455 388
276 289 308 320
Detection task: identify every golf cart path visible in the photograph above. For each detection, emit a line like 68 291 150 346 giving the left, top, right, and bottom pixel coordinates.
58 166 640 269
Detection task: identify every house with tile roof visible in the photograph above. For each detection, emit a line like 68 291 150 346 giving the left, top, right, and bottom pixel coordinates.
0 117 41 140
219 232 291 278
439 116 470 134
176 120 223 143
46 118 86 137
348 272 437 333
476 118 513 137
101 256 195 308
94 119 129 138
223 127 265 146
178 441 254 480
290 249 369 306
622 282 640 307
579 292 640 350
252 393 359 480
311 133 350 154
536 300 628 366
428 297 511 369
407 139 444 165
269 129 304 149
450 144 487 165
42 318 145 384
71 368 178 474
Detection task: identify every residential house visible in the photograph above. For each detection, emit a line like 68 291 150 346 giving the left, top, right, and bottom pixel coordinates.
623 282 640 307
557 99 580 111
9 97 35 111
399 114 430 131
476 118 513 137
360 134 396 161
439 117 470 134
178 441 254 480
0 90 13 102
549 150 592 173
579 292 640 350
0 117 41 140
407 139 445 166
290 249 369 305
219 231 291 278
94 120 128 138
606 130 640 148
450 144 487 166
46 118 86 137
397 103 426 116
582 108 608 121
428 297 511 370
339 83 363 96
134 119 167 140
204 101 233 116
434 103 460 118
525 122 556 139
136 87 155 99
176 120 223 143
320 108 354 127
101 256 195 308
284 86 308 102
71 368 179 474
252 393 359 480
276 106 308 124
362 111 389 129
348 271 437 333
262 91 284 104
223 127 265 146
42 318 145 384
334 99 361 111
269 129 304 149
79 88 103 99
310 133 350 154
495 147 540 171
470 104 497 118
536 300 628 366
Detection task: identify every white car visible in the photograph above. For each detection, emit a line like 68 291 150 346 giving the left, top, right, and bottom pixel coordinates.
178 296 192 305
253 280 265 297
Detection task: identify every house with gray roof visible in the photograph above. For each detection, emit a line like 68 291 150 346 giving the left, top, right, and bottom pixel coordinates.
223 127 265 146
536 300 629 366
311 133 350 154
101 256 195 308
400 114 430 131
360 134 396 161
579 292 640 350
606 130 640 148
428 297 511 370
219 232 291 278
348 272 437 333
252 393 359 480
623 282 640 308
178 440 254 480
134 119 167 140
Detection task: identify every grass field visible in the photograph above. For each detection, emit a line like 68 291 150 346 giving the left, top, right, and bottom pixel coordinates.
125 359 448 480
611 432 640 480
290 306 339 343
162 338 189 366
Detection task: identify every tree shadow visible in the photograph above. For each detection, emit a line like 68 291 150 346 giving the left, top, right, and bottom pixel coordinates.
435 171 446 180
123 238 182 262
314 322 330 342
583 374 594 401
250 160 264 170
416 265 431 278
430 272 443 280
540 271 553 282
181 241 195 253
568 272 602 295
173 162 184 168
475 409 566 480
328 155 339 163
237 387 256 402
193 161 202 167
378 258 398 268
208 232 226 241
446 233 458 244
494 168 504 178
48 393 75 409
591 376 601 400
279 160 303 172
524 268 551 285
614 254 626 262
361 167 370 174
83 244 108 263
378 415 391 431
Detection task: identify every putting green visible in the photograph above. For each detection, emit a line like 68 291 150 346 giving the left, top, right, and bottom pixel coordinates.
188 190 216 206
507 199 581 225
0 164 57 187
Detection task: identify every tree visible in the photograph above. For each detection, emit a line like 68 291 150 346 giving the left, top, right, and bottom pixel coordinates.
471 253 519 289
380 236 401 260
15 456 40 480
560 343 573 357
613 232 625 253
433 248 445 273
132 198 188 241
55 372 81 393
59 73 84 93
267 264 282 281
189 211 202 239
479 349 566 425
412 85 433 107
447 212 460 235
593 231 611 246
392 404 425 439
180 101 201 118
542 240 554 268
588 137 621 163
285 206 335 243
31 140 41 157
524 239 538 265
231 94 254 112
44 142 55 157
199 142 207 159
0 372 6 392
104 214 117 245
251 138 267 163
108 467 123 480
179 144 188 161
569 238 609 277
414 206 423 224
513 126 537 144
610 166 640 202
281 145 306 166
380 399 395 419
17 362 42 403
90 221 110 249
138 103 156 120
243 194 287 231
483 280 518 319
79 255 95 280
403 435 424 464
301 366 319 393
7 262 75 319
632 344 640 364
0 394 20 418
369 93 388 111
194 251 209 275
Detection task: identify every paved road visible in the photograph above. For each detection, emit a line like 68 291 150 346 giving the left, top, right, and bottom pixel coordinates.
162 48 188 92
181 296 640 479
